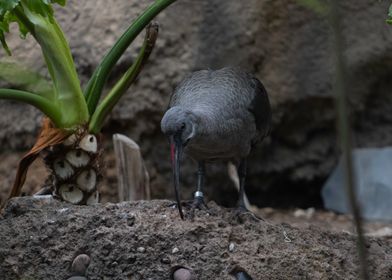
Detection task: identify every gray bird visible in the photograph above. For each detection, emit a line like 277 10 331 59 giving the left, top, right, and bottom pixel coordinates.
161 67 271 219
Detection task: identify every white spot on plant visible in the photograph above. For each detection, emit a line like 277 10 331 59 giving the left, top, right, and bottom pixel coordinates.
66 149 90 167
53 159 74 179
63 134 78 146
77 169 97 192
59 184 83 204
86 191 99 205
79 134 97 153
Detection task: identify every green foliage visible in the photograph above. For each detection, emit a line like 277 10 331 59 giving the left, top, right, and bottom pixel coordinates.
0 0 176 132
387 4 392 24
0 0 88 128
296 0 328 15
84 0 176 115
89 23 159 134
0 0 66 54
0 60 52 98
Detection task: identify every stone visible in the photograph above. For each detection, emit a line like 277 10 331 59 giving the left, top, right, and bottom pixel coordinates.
67 277 87 280
173 268 192 280
71 254 91 276
322 147 392 221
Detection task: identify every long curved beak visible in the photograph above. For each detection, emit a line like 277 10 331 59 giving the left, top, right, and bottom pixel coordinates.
170 135 184 219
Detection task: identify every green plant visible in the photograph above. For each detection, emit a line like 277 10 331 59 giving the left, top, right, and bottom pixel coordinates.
387 4 392 24
0 0 176 205
296 0 328 15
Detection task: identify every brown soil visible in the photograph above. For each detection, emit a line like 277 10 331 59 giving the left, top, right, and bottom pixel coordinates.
1 197 391 280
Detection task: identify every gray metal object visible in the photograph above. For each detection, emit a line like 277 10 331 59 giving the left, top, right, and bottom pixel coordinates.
161 67 271 218
322 147 392 221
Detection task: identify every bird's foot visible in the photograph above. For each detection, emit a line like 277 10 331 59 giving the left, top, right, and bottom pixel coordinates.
183 194 210 219
178 191 207 209
187 196 208 210
232 205 264 223
167 194 209 219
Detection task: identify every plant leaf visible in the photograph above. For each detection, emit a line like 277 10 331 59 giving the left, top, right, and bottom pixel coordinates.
0 59 54 100
296 0 328 15
84 0 177 115
387 4 392 24
0 0 21 55
0 88 61 125
0 0 66 55
89 23 159 134
0 0 88 128
0 0 20 16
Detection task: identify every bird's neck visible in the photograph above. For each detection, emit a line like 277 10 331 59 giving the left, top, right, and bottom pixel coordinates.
189 109 216 137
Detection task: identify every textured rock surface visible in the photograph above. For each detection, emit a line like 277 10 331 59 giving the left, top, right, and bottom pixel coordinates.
0 197 391 279
1 0 392 207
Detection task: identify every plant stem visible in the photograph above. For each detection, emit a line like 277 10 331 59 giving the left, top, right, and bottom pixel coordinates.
84 0 177 115
329 1 369 279
0 89 61 126
89 23 159 134
16 1 89 128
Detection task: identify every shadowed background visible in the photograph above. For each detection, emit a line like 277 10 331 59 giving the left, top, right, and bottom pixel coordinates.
1 0 392 208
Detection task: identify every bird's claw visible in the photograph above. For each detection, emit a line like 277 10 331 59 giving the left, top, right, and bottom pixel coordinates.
187 197 210 220
232 205 264 223
168 196 210 220
189 195 209 211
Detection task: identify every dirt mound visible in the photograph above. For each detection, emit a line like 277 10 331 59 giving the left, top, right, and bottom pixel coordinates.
0 197 391 279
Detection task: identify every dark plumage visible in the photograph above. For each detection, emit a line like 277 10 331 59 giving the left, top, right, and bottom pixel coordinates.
161 67 271 219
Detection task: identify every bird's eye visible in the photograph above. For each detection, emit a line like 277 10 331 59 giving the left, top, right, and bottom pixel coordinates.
181 123 186 130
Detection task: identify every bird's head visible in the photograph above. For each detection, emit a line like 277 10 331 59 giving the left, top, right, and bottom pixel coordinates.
160 106 197 219
161 106 196 147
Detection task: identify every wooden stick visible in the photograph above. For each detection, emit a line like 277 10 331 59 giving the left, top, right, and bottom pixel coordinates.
113 134 150 201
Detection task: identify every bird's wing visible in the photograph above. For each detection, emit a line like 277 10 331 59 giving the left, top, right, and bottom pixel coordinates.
248 77 271 142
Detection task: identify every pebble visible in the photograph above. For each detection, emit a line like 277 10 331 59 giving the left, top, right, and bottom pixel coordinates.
58 208 69 213
127 215 135 226
235 271 253 280
71 254 90 276
137 247 146 253
229 242 235 252
293 208 315 219
172 247 179 254
173 268 192 280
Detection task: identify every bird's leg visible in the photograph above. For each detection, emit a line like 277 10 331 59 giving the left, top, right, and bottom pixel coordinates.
178 161 209 219
180 161 208 212
192 161 207 209
234 158 263 222
237 158 248 211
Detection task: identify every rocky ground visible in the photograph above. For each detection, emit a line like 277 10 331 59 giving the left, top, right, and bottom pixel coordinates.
0 197 391 280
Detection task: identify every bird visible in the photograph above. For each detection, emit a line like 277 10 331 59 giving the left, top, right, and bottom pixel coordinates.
161 67 271 219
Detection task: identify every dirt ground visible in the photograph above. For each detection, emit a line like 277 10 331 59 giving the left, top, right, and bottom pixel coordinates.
0 197 391 280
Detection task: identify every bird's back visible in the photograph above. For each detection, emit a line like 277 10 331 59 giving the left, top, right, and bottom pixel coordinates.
168 67 271 161
170 68 253 109
170 67 270 138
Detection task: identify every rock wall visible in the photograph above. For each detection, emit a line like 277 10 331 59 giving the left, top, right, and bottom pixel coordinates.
1 0 392 207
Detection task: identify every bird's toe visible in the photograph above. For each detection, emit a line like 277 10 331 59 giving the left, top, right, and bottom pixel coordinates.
232 206 264 223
